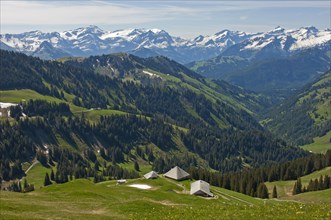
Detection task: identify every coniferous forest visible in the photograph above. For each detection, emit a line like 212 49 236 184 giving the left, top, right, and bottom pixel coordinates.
1 3 331 219
0 49 330 202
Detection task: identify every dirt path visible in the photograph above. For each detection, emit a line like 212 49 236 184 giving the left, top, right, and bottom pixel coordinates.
162 177 189 194
212 188 255 206
25 160 39 174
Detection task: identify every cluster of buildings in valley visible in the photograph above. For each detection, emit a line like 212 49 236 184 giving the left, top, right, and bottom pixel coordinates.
118 166 214 197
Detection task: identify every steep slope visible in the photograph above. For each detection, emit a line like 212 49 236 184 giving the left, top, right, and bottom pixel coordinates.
62 53 273 115
2 49 265 128
31 41 71 60
188 26 331 93
188 46 330 94
187 56 251 80
264 70 331 146
0 50 308 181
221 26 330 59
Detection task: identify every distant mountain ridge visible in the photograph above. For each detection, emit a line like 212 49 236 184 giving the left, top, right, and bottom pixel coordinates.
187 26 331 93
1 25 330 63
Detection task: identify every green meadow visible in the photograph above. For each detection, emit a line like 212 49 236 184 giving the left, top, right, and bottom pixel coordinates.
1 164 330 220
265 167 331 200
301 131 331 154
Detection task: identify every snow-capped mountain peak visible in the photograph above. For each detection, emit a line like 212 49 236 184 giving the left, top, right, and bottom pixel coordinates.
269 26 285 34
1 26 330 63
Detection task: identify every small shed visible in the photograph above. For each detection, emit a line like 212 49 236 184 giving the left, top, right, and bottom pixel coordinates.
144 171 159 179
164 166 190 181
117 179 127 184
190 180 213 197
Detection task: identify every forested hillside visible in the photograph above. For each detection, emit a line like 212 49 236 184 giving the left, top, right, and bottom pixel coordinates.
265 70 331 146
0 50 308 184
187 47 330 94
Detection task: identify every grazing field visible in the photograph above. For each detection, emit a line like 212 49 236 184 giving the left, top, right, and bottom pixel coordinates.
0 89 62 103
1 176 330 219
0 89 85 113
265 167 331 199
23 162 54 190
83 109 127 122
301 131 331 154
285 188 331 204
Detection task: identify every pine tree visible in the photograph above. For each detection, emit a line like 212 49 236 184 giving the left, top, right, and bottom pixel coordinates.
257 183 269 199
292 182 298 195
94 161 99 171
50 169 55 181
44 172 52 186
324 175 330 189
148 152 155 163
134 161 140 171
272 185 278 198
307 179 314 191
293 178 302 195
296 178 302 194
318 175 324 190
23 178 28 189
18 181 22 192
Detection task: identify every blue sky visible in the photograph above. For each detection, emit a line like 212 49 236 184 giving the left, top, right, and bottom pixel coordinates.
1 1 330 38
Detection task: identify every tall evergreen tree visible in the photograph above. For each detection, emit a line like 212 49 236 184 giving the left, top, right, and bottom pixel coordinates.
318 175 324 190
272 185 278 198
44 172 52 186
50 169 55 181
134 161 140 171
292 178 302 195
257 183 269 199
324 175 330 189
23 178 28 189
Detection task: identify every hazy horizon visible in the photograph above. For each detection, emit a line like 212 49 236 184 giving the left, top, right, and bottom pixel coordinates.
1 1 330 38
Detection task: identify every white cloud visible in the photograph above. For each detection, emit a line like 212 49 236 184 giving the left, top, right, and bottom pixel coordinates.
1 2 152 26
2 1 329 26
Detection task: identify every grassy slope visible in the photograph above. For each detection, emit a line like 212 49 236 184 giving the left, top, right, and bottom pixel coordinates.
297 72 331 125
265 167 331 199
0 89 130 122
1 177 329 220
300 130 331 154
23 162 53 190
0 89 211 172
288 188 331 204
146 68 264 119
265 71 330 146
0 89 85 113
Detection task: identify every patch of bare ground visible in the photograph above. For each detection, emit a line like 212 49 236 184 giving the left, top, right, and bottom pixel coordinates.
146 199 187 206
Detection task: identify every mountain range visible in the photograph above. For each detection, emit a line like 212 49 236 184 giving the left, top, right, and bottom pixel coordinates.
1 25 330 64
187 27 330 93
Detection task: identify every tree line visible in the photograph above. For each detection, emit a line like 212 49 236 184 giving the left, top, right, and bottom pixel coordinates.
188 150 330 199
292 174 331 195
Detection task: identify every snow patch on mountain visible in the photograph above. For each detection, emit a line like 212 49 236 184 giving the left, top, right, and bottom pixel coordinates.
1 25 330 63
